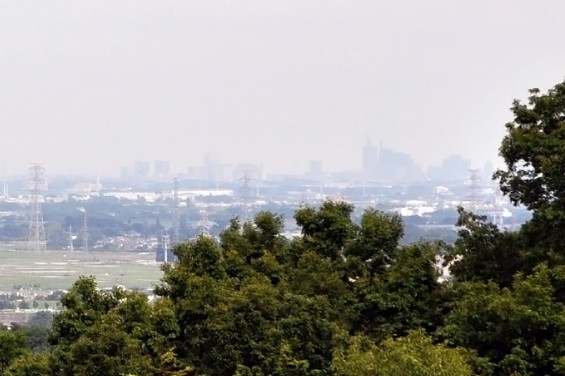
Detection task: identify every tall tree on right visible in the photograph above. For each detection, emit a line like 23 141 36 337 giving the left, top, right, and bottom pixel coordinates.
495 80 565 257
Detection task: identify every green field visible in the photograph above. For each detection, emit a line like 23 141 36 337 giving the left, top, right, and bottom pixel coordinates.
0 248 164 292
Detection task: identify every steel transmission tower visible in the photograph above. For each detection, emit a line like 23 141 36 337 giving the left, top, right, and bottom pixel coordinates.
198 209 211 237
466 169 484 212
240 172 254 223
28 164 46 251
171 177 180 243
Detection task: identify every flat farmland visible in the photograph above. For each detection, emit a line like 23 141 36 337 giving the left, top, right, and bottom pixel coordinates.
0 248 164 291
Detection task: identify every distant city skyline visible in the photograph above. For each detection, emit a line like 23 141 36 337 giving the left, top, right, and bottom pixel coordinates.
2 1 565 177
0 139 497 179
1 144 493 184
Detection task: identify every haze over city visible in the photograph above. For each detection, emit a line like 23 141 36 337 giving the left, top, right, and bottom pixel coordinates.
2 0 565 176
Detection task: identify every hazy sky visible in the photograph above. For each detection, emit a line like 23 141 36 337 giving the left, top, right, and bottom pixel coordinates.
1 0 565 177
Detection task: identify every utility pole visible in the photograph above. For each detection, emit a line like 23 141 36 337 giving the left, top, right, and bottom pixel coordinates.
162 232 170 263
68 225 74 252
82 209 88 252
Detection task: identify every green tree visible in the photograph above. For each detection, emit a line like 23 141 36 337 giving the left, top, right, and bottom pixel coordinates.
440 264 565 375
241 211 288 260
50 277 119 347
495 80 565 213
11 322 51 351
294 201 356 261
345 208 404 276
156 250 342 375
352 242 444 341
445 207 522 287
174 236 225 279
50 278 156 376
0 327 27 374
63 317 153 376
219 213 288 284
494 80 565 257
3 351 50 376
333 330 474 376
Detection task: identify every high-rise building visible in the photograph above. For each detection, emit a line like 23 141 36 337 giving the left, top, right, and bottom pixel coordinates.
427 155 472 182
308 160 323 180
153 160 170 179
120 166 130 179
362 138 379 175
442 155 471 181
134 161 150 178
377 147 422 183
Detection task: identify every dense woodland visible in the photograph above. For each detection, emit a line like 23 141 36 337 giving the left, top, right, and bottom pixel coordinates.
3 80 565 375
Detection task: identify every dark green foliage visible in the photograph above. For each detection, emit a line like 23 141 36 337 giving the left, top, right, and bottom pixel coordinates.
0 327 27 373
495 80 565 256
50 276 119 346
146 200 451 375
445 207 523 287
175 235 226 279
157 214 346 375
48 279 157 375
345 208 404 275
440 265 565 375
294 201 355 261
10 323 50 352
61 318 153 376
352 242 444 341
495 81 565 213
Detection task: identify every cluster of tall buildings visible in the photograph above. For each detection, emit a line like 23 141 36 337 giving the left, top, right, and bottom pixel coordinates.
120 160 171 180
362 139 424 182
114 141 491 187
362 139 493 184
119 157 263 184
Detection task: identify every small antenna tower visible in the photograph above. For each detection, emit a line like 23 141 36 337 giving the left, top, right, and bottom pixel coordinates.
28 163 46 251
172 177 180 243
82 209 88 252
